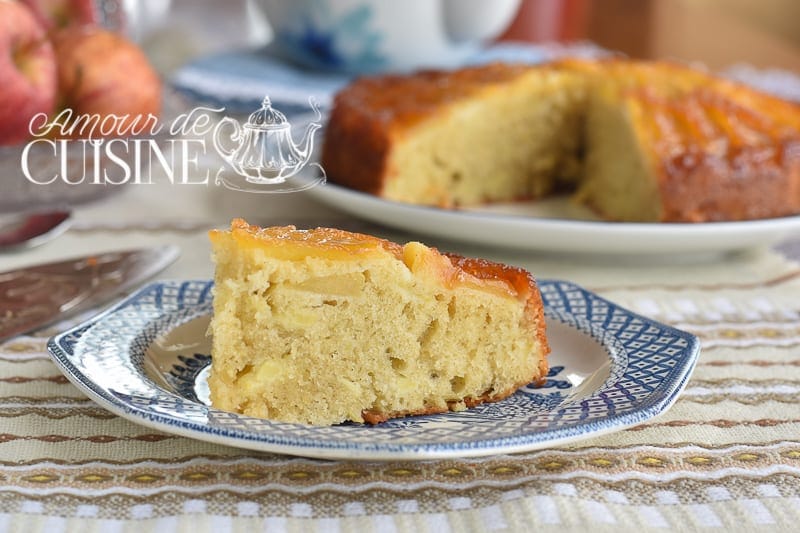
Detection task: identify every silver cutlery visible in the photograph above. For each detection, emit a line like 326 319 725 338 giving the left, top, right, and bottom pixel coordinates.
0 211 72 251
0 246 180 342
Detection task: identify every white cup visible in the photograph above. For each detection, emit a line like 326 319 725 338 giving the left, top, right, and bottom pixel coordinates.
255 0 521 73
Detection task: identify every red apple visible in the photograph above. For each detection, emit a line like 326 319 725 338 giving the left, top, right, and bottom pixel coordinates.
0 0 57 144
19 0 98 31
51 25 161 138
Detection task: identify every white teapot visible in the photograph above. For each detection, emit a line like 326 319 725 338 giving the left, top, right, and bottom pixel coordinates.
255 0 521 73
213 97 322 184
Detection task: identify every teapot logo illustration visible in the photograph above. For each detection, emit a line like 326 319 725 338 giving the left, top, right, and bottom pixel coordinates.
212 96 326 192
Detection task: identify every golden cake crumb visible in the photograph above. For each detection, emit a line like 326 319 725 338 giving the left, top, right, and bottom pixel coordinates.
207 220 549 426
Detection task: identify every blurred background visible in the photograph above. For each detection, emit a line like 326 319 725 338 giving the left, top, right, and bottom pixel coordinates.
501 0 800 71
129 0 800 74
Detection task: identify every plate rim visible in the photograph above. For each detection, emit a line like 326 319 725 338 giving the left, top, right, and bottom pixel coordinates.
305 182 800 255
47 279 701 461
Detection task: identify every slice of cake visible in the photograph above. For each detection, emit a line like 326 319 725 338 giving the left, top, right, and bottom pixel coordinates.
208 219 549 426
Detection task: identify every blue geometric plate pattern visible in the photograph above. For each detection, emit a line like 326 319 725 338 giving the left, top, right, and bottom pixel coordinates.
47 280 700 460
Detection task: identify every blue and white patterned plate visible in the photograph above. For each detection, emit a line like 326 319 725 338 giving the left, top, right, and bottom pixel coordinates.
47 280 699 460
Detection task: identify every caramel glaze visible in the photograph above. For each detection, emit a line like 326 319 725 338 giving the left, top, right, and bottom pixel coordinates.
216 218 404 255
629 84 800 222
321 59 800 222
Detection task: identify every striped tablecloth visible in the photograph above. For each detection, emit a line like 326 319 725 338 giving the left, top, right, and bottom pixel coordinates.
1 191 799 532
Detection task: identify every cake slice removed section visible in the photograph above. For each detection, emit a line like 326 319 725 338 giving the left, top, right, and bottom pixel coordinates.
208 219 549 426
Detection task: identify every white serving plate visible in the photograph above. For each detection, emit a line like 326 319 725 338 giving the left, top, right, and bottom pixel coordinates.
306 183 800 256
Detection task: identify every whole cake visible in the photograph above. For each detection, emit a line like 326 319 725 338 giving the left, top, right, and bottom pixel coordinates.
208 219 549 426
321 59 800 222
